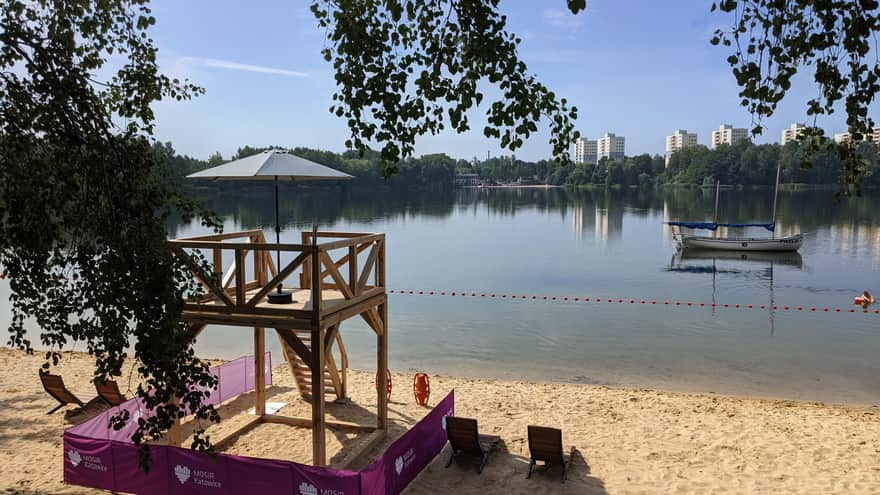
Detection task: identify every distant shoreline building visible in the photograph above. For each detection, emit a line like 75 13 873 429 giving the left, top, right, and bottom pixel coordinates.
834 127 880 145
711 124 748 149
665 129 698 167
454 173 479 187
574 137 598 165
597 133 625 160
781 123 807 145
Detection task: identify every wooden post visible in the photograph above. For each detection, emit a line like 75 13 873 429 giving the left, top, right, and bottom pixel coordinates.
168 397 182 447
311 241 326 466
254 327 266 417
348 245 358 296
234 248 246 305
377 301 388 430
311 324 326 466
213 248 223 283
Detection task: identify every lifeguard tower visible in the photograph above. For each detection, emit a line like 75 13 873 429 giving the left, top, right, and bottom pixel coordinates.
169 228 387 466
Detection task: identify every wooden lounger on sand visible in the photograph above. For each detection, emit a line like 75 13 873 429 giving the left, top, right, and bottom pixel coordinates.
527 425 573 483
39 371 89 415
444 416 500 473
96 380 127 406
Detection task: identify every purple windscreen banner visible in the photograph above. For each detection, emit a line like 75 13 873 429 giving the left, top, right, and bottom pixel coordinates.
360 390 455 495
66 353 272 443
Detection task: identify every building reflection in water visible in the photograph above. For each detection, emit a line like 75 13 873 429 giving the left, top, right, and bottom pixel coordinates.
572 205 622 243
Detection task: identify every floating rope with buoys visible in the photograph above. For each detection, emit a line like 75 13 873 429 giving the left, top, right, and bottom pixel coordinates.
386 289 880 315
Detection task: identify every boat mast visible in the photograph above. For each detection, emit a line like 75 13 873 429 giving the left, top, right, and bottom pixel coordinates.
771 163 781 240
713 180 720 239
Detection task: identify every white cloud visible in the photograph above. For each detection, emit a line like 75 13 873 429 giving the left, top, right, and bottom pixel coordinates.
181 57 310 78
542 9 583 30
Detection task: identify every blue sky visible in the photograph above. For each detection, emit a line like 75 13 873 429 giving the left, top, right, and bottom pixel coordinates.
149 0 867 161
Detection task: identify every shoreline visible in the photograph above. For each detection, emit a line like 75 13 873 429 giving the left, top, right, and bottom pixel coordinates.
2 347 880 493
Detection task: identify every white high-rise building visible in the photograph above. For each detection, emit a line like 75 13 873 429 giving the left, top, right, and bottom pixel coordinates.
711 124 749 149
597 133 625 160
834 128 880 144
665 129 698 167
781 123 807 145
574 137 598 165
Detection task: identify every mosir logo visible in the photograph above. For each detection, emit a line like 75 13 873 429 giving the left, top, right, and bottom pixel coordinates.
173 464 222 488
394 448 416 476
299 482 344 495
67 450 82 467
68 449 107 472
174 465 191 484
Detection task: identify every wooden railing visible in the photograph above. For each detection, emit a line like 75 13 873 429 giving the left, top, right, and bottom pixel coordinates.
170 229 386 324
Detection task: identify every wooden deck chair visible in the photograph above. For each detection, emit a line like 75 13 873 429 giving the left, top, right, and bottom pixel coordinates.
444 416 500 473
96 380 127 406
526 425 572 482
39 371 86 414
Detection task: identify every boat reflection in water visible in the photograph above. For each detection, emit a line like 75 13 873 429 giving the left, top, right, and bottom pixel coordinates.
667 248 805 336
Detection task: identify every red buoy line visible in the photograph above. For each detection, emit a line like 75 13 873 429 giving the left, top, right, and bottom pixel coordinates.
386 289 880 315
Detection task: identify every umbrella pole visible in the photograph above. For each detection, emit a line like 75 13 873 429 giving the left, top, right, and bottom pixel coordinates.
275 175 282 292
268 175 293 304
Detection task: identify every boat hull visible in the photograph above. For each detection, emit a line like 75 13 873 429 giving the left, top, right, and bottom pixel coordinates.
676 234 803 252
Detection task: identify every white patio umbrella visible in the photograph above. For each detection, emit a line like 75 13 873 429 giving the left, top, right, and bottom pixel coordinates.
188 150 354 304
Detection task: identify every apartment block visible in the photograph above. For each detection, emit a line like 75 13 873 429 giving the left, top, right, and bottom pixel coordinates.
781 123 807 145
665 129 698 167
574 137 598 165
711 124 749 149
834 128 880 144
597 133 625 160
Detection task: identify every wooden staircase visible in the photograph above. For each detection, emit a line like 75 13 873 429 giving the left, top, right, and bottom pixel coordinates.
276 328 348 401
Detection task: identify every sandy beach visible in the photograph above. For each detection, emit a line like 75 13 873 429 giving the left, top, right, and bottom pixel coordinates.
1 347 879 494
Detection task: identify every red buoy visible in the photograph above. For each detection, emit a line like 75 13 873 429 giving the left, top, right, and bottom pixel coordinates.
376 370 392 401
413 373 430 407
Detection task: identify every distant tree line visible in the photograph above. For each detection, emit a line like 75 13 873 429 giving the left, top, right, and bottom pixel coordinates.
154 140 880 192
472 141 880 188
154 143 463 192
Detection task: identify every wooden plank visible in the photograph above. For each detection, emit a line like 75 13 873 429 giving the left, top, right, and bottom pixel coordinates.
323 323 340 362
213 416 262 450
245 251 309 308
262 414 376 433
311 324 326 466
336 332 348 399
187 323 207 340
340 430 387 470
276 328 313 369
308 231 375 239
183 302 314 320
182 310 313 330
320 291 387 328
174 247 235 307
235 249 247 305
377 239 385 288
357 243 380 292
318 242 370 280
254 327 266 417
320 252 384 334
221 259 237 289
175 229 265 242
325 350 343 399
317 233 385 252
277 332 307 397
170 240 314 252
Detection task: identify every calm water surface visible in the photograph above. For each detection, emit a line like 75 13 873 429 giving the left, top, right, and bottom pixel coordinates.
5 187 880 404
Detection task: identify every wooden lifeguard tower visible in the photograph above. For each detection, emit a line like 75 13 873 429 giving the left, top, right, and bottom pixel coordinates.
169 229 387 466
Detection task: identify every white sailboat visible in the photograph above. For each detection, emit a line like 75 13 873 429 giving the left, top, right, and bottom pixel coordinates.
667 164 803 252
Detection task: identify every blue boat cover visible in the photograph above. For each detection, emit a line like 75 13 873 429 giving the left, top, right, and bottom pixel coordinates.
666 221 718 230
667 221 776 232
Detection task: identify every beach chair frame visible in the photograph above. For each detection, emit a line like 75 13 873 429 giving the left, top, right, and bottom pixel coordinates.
526 425 570 482
444 416 498 473
95 380 127 406
39 371 85 414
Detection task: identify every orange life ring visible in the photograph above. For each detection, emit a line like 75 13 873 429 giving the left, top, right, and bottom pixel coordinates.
413 373 430 407
375 370 392 401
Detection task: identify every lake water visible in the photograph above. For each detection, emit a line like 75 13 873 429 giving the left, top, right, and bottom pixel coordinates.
5 186 880 405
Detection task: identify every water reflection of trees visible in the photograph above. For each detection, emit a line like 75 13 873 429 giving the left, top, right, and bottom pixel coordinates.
168 185 880 258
